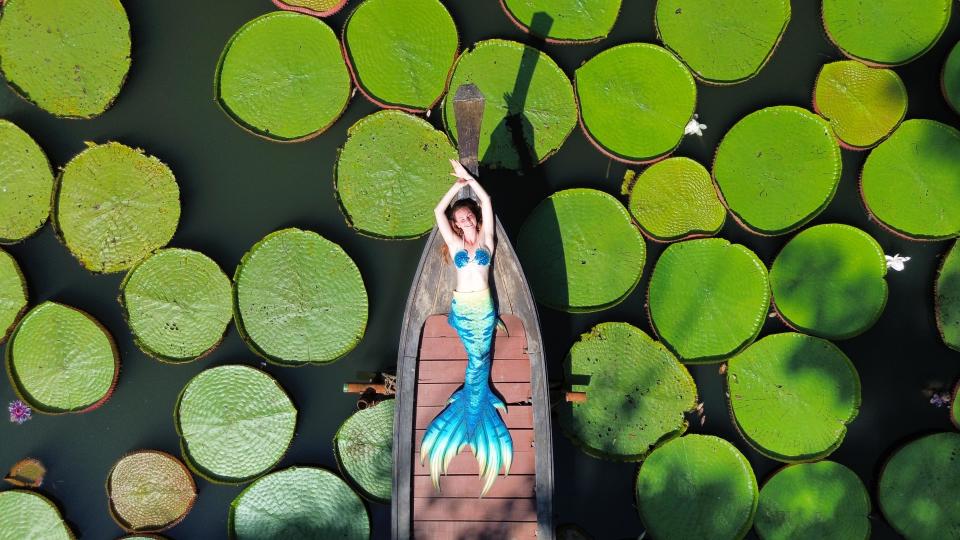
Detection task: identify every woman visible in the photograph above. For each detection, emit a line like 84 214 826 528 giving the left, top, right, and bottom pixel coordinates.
419 159 513 497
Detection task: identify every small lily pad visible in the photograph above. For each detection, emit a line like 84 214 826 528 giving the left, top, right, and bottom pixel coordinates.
272 0 348 16
500 0 623 43
334 398 394 503
4 458 46 488
625 157 726 241
107 450 197 533
0 490 73 540
0 248 27 344
813 61 908 149
0 120 54 243
943 41 960 114
936 241 960 352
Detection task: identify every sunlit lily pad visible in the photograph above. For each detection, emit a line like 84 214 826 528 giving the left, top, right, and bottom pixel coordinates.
0 120 54 243
936 241 960 352
107 450 197 532
0 248 27 344
943 41 960 114
0 490 74 540
272 0 348 17
813 61 907 149
500 0 622 44
334 398 393 502
625 157 725 241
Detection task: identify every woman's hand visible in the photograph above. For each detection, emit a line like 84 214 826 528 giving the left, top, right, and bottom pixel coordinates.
449 159 475 184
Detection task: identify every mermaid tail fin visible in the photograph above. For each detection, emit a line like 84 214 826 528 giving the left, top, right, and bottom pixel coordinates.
496 317 509 337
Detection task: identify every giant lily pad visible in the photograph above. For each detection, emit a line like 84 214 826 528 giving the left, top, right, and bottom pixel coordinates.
576 43 696 163
107 450 197 533
727 333 861 462
272 0 348 17
216 12 351 141
334 110 458 238
655 0 790 84
937 241 960 351
234 228 368 365
229 467 369 540
635 435 758 540
813 61 907 150
500 0 623 44
944 42 960 114
861 119 960 240
0 490 74 540
625 157 726 241
0 0 131 118
712 106 841 235
443 39 577 170
0 120 54 243
648 238 769 363
517 189 646 312
175 365 297 483
558 322 696 460
334 399 394 502
6 302 118 413
54 142 180 273
0 248 27 344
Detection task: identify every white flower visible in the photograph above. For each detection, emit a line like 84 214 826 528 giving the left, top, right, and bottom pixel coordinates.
684 113 707 136
885 254 911 271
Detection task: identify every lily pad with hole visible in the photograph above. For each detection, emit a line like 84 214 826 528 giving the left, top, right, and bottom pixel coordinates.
0 120 54 243
500 0 622 44
107 451 197 533
517 189 646 312
944 42 960 114
334 399 393 502
937 241 960 352
625 157 726 241
0 490 74 540
0 248 27 344
813 61 908 149
272 0 349 16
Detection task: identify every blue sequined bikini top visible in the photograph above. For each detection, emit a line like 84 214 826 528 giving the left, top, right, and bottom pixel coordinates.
453 245 491 268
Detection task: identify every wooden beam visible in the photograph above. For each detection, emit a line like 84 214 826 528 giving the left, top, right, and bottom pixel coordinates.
413 475 535 498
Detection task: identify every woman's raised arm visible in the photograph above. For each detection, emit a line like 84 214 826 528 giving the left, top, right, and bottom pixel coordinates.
449 160 495 248
435 177 466 246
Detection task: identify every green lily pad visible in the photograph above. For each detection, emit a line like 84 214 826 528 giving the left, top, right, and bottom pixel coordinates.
936 241 960 352
755 461 870 540
107 451 197 533
712 105 841 235
822 0 951 66
54 142 180 274
500 0 623 43
558 322 696 460
727 333 861 462
229 467 369 540
334 110 458 238
234 228 368 365
6 302 118 414
648 238 769 363
175 365 297 484
215 12 351 141
625 157 726 241
0 0 131 118
952 382 959 429
635 435 758 540
861 119 960 240
272 0 348 17
655 0 790 84
576 43 696 163
120 248 232 363
0 120 54 243
770 224 887 340
334 399 394 503
443 39 577 170
343 0 457 111
517 189 646 312
0 248 27 344
813 61 908 149
119 536 167 540
878 432 960 540
943 42 960 114
0 490 74 540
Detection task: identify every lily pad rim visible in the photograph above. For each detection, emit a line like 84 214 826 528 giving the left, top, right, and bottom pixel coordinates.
332 398 394 503
0 248 28 346
105 449 198 533
951 379 959 430
942 41 960 116
0 120 56 244
0 489 76 539
497 0 623 45
935 240 960 352
271 0 349 17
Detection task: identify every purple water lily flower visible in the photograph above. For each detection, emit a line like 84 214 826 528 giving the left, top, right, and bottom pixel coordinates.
8 400 31 424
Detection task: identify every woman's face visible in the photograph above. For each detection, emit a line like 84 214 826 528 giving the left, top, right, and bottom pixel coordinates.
451 207 477 232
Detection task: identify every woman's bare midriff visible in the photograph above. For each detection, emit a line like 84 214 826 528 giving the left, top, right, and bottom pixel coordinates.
454 264 490 293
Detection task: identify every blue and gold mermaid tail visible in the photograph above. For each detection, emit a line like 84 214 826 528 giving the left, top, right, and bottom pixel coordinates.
419 289 514 497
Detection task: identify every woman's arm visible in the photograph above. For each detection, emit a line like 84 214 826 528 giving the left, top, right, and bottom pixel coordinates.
449 160 495 248
435 178 466 247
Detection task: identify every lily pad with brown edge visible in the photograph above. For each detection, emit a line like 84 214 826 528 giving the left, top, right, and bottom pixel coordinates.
712 105 841 235
860 119 960 240
343 0 457 112
558 322 697 461
647 238 769 363
575 43 696 163
229 467 369 540
0 248 27 344
334 398 393 502
120 248 233 363
334 110 459 239
727 333 861 462
499 0 623 44
625 157 726 241
215 12 351 142
0 0 131 118
0 120 54 243
655 0 790 85
272 0 349 17
4 458 46 488
6 302 119 414
175 365 297 484
442 39 577 170
937 241 960 352
813 61 908 150
0 489 74 540
54 142 180 274
107 450 197 533
635 435 758 540
234 228 368 365
943 41 960 114
516 189 646 313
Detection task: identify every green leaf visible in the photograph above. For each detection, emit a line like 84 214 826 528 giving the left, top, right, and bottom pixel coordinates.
107 450 196 532
500 0 622 43
626 157 725 241
334 399 394 503
0 120 54 242
943 41 960 114
0 248 27 344
936 241 960 352
0 490 74 540
272 0 348 17
813 61 907 149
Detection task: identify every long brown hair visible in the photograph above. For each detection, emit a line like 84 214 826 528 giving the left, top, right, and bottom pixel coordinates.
440 198 482 264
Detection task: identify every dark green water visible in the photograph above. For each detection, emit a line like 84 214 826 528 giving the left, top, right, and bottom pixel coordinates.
1 1 958 538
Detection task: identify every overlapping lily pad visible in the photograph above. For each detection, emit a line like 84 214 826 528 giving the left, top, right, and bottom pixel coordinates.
878 432 960 539
712 106 841 235
175 365 297 483
443 39 577 170
272 0 348 17
229 467 369 540
755 461 870 540
0 490 74 540
576 43 695 163
625 157 726 241
500 0 622 43
861 119 960 240
120 248 232 362
937 241 960 352
517 189 646 312
0 249 27 344
727 333 861 462
234 228 368 365
0 120 54 243
0 0 131 118
334 399 393 502
54 142 180 273
813 61 908 149
655 0 790 84
107 450 197 533
215 12 351 141
335 111 458 238
944 42 960 114
558 322 696 460
648 238 769 363
6 302 118 414
770 224 887 340
635 435 758 540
